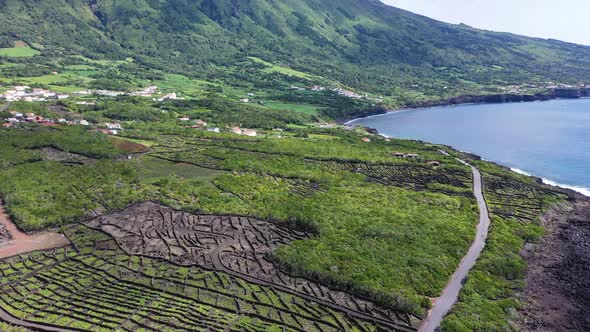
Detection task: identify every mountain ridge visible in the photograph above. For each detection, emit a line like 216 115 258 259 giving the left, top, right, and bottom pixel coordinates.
1 0 590 97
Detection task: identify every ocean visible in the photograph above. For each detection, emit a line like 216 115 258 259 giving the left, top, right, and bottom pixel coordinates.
347 98 590 196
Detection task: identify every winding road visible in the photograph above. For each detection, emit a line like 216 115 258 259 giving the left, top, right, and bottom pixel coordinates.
419 156 491 332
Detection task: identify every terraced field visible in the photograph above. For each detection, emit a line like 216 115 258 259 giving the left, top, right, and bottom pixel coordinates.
0 131 486 331
481 171 566 223
0 205 418 331
150 135 470 196
319 160 472 196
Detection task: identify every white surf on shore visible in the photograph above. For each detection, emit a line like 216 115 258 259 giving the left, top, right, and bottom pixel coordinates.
511 168 590 197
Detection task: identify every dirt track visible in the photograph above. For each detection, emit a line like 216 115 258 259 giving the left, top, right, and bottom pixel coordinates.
0 200 69 259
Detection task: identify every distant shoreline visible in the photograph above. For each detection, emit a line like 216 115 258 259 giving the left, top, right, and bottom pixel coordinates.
345 100 590 198
341 92 590 125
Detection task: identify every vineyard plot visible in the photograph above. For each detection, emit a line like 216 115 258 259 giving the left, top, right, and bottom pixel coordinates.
0 223 409 331
482 174 566 223
85 202 418 331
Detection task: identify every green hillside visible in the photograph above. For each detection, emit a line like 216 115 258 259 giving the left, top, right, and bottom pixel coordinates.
1 0 590 98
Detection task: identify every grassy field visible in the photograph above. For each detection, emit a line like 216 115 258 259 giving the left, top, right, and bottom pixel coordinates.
17 71 94 85
264 101 319 115
248 57 321 81
0 46 40 57
131 155 228 183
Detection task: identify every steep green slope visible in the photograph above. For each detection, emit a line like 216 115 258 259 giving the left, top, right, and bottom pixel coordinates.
1 0 590 95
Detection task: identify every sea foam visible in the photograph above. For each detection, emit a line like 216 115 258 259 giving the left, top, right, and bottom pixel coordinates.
511 168 590 197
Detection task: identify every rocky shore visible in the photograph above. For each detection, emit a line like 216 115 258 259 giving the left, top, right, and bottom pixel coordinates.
519 195 590 331
341 87 590 124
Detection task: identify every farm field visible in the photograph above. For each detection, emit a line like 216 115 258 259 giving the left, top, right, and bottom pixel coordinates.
0 98 574 331
0 0 589 329
0 219 409 331
264 101 319 115
0 46 40 58
0 125 485 330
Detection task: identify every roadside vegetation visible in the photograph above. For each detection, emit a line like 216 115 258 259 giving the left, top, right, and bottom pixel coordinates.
441 158 569 331
0 125 478 317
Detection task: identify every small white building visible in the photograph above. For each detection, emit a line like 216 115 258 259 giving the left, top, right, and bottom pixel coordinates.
194 119 207 127
106 123 122 130
79 120 90 126
240 98 250 103
207 127 221 133
242 129 257 137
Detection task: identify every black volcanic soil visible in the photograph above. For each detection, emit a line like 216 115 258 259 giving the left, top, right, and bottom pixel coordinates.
520 198 590 331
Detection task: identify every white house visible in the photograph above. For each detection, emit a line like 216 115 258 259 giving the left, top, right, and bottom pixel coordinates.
106 123 122 130
194 119 207 127
79 120 90 126
242 129 257 137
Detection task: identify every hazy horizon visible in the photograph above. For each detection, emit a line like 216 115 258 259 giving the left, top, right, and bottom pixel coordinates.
382 0 590 46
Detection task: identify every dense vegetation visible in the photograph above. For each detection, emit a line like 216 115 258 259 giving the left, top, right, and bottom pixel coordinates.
1 0 590 119
0 127 479 316
441 157 569 331
0 119 571 331
0 1 580 330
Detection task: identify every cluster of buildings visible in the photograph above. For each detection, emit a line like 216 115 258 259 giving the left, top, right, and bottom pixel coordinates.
231 127 258 137
88 86 184 101
332 88 364 99
130 86 158 97
178 117 221 133
1 86 69 102
181 118 260 137
2 111 90 128
393 152 420 159
0 84 185 103
98 122 123 135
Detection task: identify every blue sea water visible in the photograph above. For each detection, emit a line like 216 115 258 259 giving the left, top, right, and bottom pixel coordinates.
348 98 590 196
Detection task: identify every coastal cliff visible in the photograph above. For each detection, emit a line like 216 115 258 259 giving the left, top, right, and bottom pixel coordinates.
342 88 590 123
411 88 589 109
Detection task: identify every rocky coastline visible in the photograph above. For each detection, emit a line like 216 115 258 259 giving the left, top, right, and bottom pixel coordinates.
519 196 590 332
341 87 590 124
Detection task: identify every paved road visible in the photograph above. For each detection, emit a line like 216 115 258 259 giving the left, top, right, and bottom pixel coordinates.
419 159 491 332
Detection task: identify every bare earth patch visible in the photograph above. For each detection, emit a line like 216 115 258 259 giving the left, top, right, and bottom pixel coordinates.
0 200 69 259
39 147 94 165
520 198 590 331
86 201 419 331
